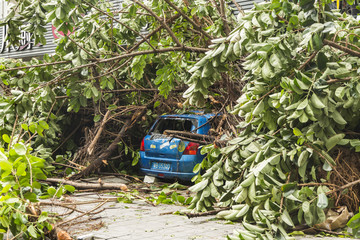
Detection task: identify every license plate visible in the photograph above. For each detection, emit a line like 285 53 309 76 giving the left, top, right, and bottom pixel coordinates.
151 162 170 171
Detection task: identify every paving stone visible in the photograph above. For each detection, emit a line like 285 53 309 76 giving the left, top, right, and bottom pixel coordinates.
47 190 353 240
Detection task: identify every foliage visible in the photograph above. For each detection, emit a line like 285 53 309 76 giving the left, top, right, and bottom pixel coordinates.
147 191 193 206
0 141 54 239
0 0 236 235
186 0 360 239
347 208 360 238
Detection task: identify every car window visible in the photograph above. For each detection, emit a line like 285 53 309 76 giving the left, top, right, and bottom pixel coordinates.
151 118 197 134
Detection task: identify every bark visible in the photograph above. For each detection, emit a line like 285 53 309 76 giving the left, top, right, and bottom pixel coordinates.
163 130 227 147
87 99 119 155
70 108 147 179
44 177 128 191
324 39 360 57
164 130 217 141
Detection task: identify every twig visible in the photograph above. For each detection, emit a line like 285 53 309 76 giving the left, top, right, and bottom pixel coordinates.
131 0 182 46
297 182 338 187
280 172 291 213
52 162 81 170
40 202 86 214
45 47 209 78
163 0 212 39
230 0 245 15
326 77 352 84
57 200 109 226
326 178 360 196
103 88 159 93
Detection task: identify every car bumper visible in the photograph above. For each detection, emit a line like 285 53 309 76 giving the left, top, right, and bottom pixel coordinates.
139 152 203 181
140 168 196 181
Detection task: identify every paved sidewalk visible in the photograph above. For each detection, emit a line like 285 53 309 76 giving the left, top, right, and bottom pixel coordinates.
42 176 353 240
57 193 353 240
73 198 235 240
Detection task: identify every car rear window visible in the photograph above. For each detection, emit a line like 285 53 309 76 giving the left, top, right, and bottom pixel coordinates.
151 118 197 134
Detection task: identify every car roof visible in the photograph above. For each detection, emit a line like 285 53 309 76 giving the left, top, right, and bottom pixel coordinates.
159 113 215 120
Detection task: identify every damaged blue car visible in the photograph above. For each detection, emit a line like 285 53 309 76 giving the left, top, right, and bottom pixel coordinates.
139 113 214 181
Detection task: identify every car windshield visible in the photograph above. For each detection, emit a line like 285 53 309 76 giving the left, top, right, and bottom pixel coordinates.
151 118 197 134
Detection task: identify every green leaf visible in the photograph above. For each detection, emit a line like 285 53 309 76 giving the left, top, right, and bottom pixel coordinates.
93 115 101 122
14 143 27 155
331 110 347 125
39 120 49 130
262 60 274 80
317 193 328 209
325 134 345 151
47 187 56 196
38 212 48 223
2 134 10 143
24 192 37 202
27 225 38 238
281 209 295 227
293 128 302 136
193 163 201 173
253 100 264 116
64 185 76 193
16 162 26 176
298 151 309 167
21 124 29 131
310 94 325 109
297 99 308 110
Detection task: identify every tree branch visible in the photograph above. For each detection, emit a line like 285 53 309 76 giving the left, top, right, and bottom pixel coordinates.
4 60 70 72
131 0 182 47
163 0 212 39
326 77 352 84
129 13 181 52
47 46 209 76
219 0 230 35
43 178 128 191
230 0 245 16
324 39 360 57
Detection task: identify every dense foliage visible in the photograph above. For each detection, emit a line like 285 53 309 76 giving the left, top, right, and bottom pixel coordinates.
0 0 236 238
187 0 360 238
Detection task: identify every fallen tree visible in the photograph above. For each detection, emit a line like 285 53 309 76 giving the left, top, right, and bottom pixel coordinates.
186 0 360 239
0 1 238 238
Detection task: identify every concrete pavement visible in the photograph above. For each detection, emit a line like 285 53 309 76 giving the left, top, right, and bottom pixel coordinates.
42 176 353 240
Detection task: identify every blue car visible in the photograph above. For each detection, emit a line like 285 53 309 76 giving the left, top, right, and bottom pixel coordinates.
139 113 214 181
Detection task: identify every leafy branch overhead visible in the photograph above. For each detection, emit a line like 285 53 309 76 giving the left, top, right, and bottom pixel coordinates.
186 0 360 239
0 1 237 238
